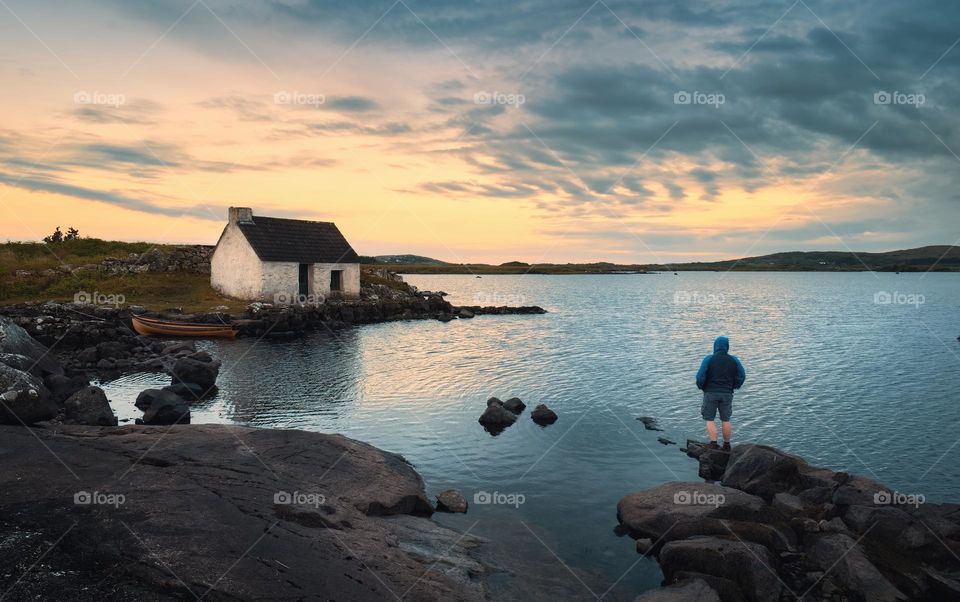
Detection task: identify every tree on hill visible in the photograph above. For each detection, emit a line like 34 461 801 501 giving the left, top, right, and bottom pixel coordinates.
43 226 80 244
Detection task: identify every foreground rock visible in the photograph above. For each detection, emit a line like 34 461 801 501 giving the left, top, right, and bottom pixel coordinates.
0 315 63 377
168 351 220 398
437 489 469 514
0 363 57 424
62 386 118 426
134 389 190 425
0 424 486 600
619 443 960 601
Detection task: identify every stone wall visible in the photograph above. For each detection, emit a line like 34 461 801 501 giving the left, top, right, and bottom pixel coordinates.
13 245 214 279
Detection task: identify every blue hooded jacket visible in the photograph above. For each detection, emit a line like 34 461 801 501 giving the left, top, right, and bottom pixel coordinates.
696 336 746 393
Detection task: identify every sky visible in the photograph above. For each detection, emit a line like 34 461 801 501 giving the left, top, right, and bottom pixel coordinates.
0 0 958 263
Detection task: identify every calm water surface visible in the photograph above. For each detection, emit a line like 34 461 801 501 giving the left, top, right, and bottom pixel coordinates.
102 272 960 599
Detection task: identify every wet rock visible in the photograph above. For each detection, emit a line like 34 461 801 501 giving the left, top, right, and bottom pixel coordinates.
169 353 220 394
634 577 720 601
657 437 676 445
436 489 468 513
63 386 118 426
721 444 810 499
486 396 503 407
807 533 906 601
637 416 663 431
0 353 35 374
478 403 517 433
458 309 475 319
503 397 526 414
0 363 56 425
635 538 654 555
531 404 558 425
135 389 190 425
162 382 206 401
659 536 782 602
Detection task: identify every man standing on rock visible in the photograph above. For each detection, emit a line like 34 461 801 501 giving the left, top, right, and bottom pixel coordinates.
696 336 745 451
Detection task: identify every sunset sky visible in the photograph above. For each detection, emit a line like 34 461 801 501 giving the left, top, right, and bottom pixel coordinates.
1 0 958 263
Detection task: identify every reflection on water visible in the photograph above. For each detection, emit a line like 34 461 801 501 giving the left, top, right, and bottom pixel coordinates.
101 272 960 598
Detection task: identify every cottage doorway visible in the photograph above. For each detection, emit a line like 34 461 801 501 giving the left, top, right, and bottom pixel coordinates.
298 264 310 296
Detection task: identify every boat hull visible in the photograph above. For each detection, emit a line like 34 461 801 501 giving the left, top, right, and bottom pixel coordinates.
131 315 238 338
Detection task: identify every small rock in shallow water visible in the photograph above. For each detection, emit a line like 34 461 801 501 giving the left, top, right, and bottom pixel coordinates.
635 538 654 555
503 397 526 414
436 490 468 513
478 403 516 434
657 437 676 445
486 397 503 407
637 416 663 431
531 404 558 425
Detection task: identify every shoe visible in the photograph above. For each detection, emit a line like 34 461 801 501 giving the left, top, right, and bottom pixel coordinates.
705 441 719 450
722 442 731 452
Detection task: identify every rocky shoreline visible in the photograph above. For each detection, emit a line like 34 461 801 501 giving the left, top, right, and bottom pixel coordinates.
619 441 960 601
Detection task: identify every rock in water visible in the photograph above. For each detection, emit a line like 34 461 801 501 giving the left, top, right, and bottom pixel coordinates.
478 403 517 434
436 489 468 513
135 389 190 425
634 577 720 602
63 386 118 426
0 316 64 377
659 536 782 601
45 374 90 404
0 363 56 425
169 353 220 395
486 396 503 407
637 416 663 431
503 397 526 414
657 437 676 445
531 404 558 425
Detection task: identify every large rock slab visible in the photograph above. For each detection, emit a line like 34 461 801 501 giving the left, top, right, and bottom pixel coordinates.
0 424 480 600
807 533 906 601
634 577 720 601
135 389 190 425
0 316 63 376
617 482 795 552
658 536 782 602
722 444 837 499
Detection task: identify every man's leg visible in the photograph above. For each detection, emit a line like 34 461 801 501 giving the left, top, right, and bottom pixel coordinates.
705 420 718 443
721 421 732 443
719 393 733 450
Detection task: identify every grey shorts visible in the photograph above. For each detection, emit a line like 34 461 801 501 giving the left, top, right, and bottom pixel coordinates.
701 391 733 422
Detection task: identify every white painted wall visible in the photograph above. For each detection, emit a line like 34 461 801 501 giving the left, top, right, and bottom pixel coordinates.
210 225 263 300
311 263 360 298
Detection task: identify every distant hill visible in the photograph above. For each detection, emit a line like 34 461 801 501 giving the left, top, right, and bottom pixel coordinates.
679 245 960 272
371 254 448 266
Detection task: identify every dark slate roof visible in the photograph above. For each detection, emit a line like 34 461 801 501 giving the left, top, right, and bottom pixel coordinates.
237 216 359 263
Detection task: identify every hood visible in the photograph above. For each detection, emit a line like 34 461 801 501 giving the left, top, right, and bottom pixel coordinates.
713 336 730 354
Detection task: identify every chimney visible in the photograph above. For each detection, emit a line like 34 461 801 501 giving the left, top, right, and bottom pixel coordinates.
228 207 253 225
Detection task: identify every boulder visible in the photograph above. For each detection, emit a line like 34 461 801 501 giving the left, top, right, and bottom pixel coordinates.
478 403 517 433
772 492 805 518
634 577 720 602
45 374 91 404
436 489 468 514
721 444 809 499
503 397 526 414
486 397 503 407
0 353 36 374
658 536 782 602
0 363 56 425
458 309 475 319
530 404 558 425
0 316 63 376
637 416 663 431
169 354 220 393
807 533 906 601
617 482 794 552
135 389 190 425
163 382 206 400
63 386 118 426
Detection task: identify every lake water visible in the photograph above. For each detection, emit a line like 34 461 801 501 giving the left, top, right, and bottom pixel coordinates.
102 272 960 599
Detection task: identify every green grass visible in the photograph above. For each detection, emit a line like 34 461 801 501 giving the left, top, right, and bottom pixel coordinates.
0 239 177 275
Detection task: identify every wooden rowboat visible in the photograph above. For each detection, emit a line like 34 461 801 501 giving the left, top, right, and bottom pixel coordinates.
131 314 238 338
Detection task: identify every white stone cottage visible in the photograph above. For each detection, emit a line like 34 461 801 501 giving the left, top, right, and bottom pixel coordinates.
211 207 361 302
